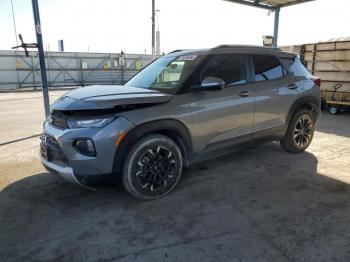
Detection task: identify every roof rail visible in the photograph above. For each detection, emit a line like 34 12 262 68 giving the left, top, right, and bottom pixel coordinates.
212 44 281 51
168 49 184 54
213 45 232 49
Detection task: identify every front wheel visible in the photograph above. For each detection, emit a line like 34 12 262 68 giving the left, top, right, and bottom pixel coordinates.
122 134 183 200
280 109 315 153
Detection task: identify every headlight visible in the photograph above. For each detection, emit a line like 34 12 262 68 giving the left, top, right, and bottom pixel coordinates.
67 117 114 128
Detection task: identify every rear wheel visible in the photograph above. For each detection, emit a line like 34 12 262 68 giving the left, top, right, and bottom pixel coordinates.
280 109 315 153
122 134 182 200
329 106 339 115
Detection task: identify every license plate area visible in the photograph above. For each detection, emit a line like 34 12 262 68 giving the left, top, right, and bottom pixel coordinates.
40 143 48 160
40 133 67 165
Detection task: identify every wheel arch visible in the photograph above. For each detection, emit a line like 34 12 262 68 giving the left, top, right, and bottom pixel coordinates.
285 96 320 128
113 119 193 174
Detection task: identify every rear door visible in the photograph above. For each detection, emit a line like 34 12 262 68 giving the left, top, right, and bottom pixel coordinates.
189 54 254 154
250 54 298 136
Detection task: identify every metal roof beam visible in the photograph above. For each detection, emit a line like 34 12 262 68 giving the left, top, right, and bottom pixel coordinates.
223 0 276 10
279 0 315 8
224 0 315 9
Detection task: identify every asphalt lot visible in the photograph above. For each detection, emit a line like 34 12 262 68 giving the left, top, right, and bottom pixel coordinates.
0 90 350 262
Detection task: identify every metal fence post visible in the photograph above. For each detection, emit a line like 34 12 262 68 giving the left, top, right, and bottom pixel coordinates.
30 50 36 89
121 64 125 85
121 54 125 85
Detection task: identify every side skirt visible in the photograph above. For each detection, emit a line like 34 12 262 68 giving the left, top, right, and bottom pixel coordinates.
252 125 286 145
194 134 253 163
194 125 286 164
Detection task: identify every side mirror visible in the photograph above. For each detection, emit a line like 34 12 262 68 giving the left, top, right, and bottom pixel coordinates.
200 76 225 90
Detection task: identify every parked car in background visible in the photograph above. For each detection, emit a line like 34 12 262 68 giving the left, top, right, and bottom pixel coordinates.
40 45 321 200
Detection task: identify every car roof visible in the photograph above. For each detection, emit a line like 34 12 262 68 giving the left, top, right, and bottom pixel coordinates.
164 45 295 58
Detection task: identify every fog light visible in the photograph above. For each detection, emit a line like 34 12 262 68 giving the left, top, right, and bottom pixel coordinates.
73 139 96 156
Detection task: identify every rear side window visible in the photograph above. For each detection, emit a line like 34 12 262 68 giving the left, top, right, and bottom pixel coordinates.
201 55 247 86
252 55 285 81
280 56 312 77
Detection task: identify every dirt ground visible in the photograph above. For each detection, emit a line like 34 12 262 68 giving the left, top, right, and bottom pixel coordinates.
0 90 350 262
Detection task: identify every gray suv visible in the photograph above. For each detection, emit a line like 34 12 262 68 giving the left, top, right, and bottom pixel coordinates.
41 45 321 200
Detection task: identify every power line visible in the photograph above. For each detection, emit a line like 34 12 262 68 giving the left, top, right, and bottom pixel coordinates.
10 0 21 89
10 0 19 46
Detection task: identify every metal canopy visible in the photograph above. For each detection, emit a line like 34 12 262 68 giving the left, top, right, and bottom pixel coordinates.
223 0 315 47
224 0 315 10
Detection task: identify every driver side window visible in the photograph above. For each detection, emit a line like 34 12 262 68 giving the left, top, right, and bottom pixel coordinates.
201 54 247 86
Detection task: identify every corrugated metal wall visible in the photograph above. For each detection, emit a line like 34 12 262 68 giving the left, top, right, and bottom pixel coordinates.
281 40 350 92
0 50 153 90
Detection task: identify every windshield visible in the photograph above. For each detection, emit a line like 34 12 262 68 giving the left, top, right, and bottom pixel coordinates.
125 54 202 93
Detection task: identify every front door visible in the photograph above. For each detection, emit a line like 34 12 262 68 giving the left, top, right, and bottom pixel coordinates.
188 54 254 156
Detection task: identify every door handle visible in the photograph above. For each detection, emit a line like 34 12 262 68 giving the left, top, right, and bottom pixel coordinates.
239 90 251 97
287 84 298 90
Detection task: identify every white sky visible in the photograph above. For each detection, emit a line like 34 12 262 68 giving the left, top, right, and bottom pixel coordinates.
0 0 349 54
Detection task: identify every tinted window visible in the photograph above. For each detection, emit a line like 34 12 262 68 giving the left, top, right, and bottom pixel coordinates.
253 55 285 81
201 55 247 86
280 56 311 77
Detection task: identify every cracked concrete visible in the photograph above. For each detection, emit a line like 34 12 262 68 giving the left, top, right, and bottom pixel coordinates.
0 91 350 261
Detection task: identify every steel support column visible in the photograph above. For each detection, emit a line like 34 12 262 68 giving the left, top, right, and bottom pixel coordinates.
32 0 50 117
273 7 280 47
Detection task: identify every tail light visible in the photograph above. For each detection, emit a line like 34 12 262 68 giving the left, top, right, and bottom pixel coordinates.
311 77 321 88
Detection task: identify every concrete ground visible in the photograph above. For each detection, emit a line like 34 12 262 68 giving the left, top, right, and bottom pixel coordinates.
0 90 350 262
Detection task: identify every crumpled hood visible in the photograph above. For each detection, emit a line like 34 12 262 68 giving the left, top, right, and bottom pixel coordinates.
51 85 172 110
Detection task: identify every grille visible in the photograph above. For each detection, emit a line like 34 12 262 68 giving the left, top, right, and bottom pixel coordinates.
41 133 68 166
50 111 67 129
45 133 59 147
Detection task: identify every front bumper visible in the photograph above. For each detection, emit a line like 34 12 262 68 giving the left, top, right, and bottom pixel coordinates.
41 156 85 187
40 116 135 187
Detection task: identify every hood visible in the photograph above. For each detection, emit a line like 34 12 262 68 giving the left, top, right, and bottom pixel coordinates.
51 85 172 111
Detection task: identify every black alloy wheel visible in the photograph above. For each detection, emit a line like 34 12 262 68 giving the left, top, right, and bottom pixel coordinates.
293 114 313 149
122 134 182 200
135 145 177 192
280 109 315 153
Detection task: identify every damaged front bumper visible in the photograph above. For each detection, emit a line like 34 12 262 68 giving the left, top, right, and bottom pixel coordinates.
40 116 135 188
41 156 87 187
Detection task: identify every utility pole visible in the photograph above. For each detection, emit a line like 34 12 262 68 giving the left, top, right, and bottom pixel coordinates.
32 0 50 117
155 9 160 56
151 0 155 60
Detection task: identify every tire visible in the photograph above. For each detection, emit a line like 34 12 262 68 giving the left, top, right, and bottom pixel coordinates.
329 106 338 115
122 134 183 200
280 109 315 153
